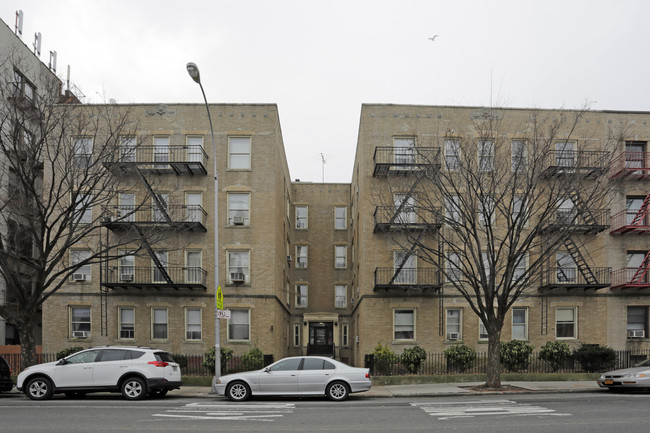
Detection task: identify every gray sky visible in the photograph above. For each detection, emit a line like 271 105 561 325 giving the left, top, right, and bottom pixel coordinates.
3 0 649 183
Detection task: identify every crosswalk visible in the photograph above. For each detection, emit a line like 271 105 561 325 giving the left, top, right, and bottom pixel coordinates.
411 399 568 420
153 402 295 422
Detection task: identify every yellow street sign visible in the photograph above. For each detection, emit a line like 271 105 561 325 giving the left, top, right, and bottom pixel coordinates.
217 285 224 310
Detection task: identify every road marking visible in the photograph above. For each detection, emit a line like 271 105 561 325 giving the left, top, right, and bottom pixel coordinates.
153 402 295 422
412 399 569 420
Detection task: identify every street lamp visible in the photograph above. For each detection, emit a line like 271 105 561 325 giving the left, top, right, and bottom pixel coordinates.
186 62 221 391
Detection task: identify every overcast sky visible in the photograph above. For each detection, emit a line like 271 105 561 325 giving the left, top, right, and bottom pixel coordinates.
2 0 649 183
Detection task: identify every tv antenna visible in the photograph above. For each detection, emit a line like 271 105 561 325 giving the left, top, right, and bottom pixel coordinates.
310 153 335 182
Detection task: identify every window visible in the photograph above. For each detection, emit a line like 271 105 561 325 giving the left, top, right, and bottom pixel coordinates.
512 308 528 340
446 252 462 283
627 306 647 338
625 141 647 170
555 141 576 167
295 284 308 308
153 136 170 163
557 198 575 224
186 308 202 340
394 137 416 164
512 195 525 224
511 140 527 171
341 323 349 347
556 307 577 339
627 252 650 284
119 307 135 339
478 195 495 226
227 251 250 284
228 309 250 341
118 193 135 222
446 309 462 340
626 196 648 225
445 195 461 222
120 136 136 163
152 251 168 283
227 193 249 225
478 140 494 171
118 250 135 281
6 219 32 258
296 206 308 229
152 308 168 340
335 285 347 308
13 69 35 101
152 193 169 222
394 194 416 224
394 251 416 284
186 250 202 283
229 136 251 169
296 245 308 268
293 324 301 347
335 245 347 269
269 358 302 371
512 253 528 283
186 192 203 223
186 135 204 162
70 306 91 338
445 139 461 170
335 206 347 229
75 192 92 224
556 253 576 283
70 249 91 281
479 320 488 341
394 309 415 340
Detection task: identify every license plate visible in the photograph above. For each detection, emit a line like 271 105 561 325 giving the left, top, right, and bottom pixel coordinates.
604 379 613 385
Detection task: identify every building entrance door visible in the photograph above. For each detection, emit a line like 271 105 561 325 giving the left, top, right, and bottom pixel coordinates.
307 322 334 356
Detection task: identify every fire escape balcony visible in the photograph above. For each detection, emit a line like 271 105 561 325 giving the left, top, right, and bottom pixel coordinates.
373 146 441 176
102 145 208 175
610 210 650 234
374 267 442 292
540 209 610 234
539 267 611 291
101 266 207 290
101 204 207 232
542 150 610 178
610 151 650 179
373 206 442 233
611 267 650 290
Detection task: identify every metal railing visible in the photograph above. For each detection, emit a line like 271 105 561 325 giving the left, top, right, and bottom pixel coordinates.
610 151 650 178
543 150 609 175
373 206 442 231
610 209 650 233
102 266 207 288
611 267 650 288
374 267 442 289
102 204 207 228
539 267 611 288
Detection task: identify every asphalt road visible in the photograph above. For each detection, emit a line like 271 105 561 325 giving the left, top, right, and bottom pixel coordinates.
0 391 647 433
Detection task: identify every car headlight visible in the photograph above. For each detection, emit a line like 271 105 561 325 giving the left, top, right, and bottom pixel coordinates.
599 375 605 380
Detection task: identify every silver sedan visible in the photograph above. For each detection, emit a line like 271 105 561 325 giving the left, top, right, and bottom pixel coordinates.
597 358 650 390
214 356 372 401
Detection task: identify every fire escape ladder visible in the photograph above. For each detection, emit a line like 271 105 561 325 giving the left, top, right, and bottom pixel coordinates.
135 166 173 223
134 223 174 285
540 295 548 335
563 237 598 285
564 185 597 226
630 251 650 284
388 176 422 226
630 193 650 226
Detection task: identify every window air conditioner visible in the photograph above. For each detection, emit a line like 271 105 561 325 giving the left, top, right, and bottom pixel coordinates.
297 261 307 268
447 332 460 341
287 255 292 262
628 330 645 338
230 272 245 283
120 273 134 282
72 330 89 338
72 273 87 282
233 216 245 225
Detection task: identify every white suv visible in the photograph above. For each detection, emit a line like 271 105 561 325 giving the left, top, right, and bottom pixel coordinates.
17 346 182 400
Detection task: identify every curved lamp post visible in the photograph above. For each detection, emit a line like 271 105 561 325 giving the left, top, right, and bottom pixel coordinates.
186 62 220 390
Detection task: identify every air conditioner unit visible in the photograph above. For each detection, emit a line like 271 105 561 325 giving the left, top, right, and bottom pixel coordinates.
447 332 460 341
233 216 245 225
120 273 134 282
230 272 245 283
72 273 87 282
297 261 307 268
286 255 292 262
628 330 645 338
355 336 359 343
72 330 89 338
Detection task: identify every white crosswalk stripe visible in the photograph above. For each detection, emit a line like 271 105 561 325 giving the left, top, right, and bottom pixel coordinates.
153 402 295 422
412 399 569 420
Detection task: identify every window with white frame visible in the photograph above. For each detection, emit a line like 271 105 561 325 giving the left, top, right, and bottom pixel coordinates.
627 306 647 338
445 139 461 170
512 253 528 283
293 323 301 347
73 137 93 169
335 285 347 308
152 308 168 340
186 308 202 340
228 309 250 341
296 206 308 229
478 140 494 171
70 306 91 338
152 193 169 222
511 140 527 171
512 307 528 340
341 323 349 347
70 249 91 281
394 194 416 224
229 136 251 169
556 252 576 283
153 136 170 163
118 250 135 282
227 251 250 284
394 250 416 284
295 284 308 308
119 307 135 339
556 307 577 339
75 192 92 224
479 195 495 226
186 135 204 162
296 245 308 268
118 192 135 222
186 250 202 283
227 193 249 225
152 251 168 283
479 320 488 341
394 309 415 340
445 195 461 222
120 136 136 163
512 195 525 224
335 206 347 229
13 69 35 101
335 245 347 269
446 309 462 340
186 192 203 223
446 252 462 283
555 141 576 167
394 137 416 164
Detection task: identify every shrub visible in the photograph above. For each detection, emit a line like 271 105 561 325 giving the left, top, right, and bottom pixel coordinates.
444 344 476 373
203 346 234 373
171 354 188 369
539 341 572 372
572 344 616 372
400 345 427 374
241 346 264 371
373 343 398 375
499 340 534 372
56 346 84 360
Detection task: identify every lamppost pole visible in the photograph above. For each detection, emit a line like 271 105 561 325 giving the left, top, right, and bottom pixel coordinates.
186 62 220 390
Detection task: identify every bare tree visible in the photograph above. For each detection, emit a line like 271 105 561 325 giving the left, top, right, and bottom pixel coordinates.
375 107 615 388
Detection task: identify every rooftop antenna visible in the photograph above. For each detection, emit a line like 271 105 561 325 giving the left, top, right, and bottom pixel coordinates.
49 51 57 73
33 32 41 56
15 10 23 36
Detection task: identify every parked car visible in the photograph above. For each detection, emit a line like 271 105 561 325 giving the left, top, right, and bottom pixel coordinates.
214 356 372 402
0 354 13 392
597 358 650 390
16 346 181 400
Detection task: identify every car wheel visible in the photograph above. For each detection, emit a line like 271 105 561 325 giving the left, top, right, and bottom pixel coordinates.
326 381 349 401
26 377 54 401
121 377 147 400
226 381 250 402
149 388 168 398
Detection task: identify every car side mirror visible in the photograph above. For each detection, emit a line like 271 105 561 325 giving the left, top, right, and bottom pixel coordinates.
56 358 68 366
263 367 270 373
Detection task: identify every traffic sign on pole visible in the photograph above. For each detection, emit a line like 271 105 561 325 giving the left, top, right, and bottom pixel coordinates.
217 285 223 310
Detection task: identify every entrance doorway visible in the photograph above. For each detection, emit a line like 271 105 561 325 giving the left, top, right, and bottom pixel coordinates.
307 322 334 356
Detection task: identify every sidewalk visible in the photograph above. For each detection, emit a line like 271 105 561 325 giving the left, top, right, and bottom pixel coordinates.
175 380 602 398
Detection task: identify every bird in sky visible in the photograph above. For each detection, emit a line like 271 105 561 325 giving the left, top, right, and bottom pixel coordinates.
428 35 439 41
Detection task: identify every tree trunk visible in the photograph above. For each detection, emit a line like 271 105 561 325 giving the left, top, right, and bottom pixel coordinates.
485 330 501 388
17 318 37 371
